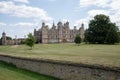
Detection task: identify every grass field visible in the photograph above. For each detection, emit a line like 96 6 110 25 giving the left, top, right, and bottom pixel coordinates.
0 61 60 80
0 43 120 68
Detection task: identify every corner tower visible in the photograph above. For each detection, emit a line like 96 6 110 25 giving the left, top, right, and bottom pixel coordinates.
41 22 49 43
2 32 6 45
79 23 85 40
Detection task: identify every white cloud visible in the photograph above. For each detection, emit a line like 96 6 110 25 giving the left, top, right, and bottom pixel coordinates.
0 1 53 22
76 0 120 29
74 9 110 29
74 18 89 29
110 0 120 10
110 11 120 27
0 1 14 14
80 0 110 8
8 22 36 38
0 22 6 27
12 22 35 27
88 9 110 18
62 19 69 23
75 9 115 29
13 0 29 3
80 0 120 10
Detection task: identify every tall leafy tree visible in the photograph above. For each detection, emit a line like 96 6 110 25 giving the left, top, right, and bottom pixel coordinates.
118 32 120 42
74 34 81 45
105 23 119 44
6 36 12 40
85 14 119 44
26 33 35 50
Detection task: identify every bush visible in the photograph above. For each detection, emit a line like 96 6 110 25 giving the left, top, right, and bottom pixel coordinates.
74 34 81 45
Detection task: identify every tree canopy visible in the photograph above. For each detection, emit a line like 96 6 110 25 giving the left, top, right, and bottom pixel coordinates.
26 33 35 49
84 14 119 44
6 36 12 40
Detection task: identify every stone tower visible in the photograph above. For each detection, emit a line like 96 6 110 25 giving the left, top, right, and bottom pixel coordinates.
79 23 85 40
41 22 48 43
15 35 18 45
63 22 70 42
2 32 6 45
57 21 63 42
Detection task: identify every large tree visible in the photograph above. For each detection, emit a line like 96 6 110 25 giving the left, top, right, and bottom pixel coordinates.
85 14 119 44
26 33 35 49
105 23 119 44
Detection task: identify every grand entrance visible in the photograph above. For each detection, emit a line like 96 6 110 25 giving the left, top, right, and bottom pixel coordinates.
62 39 67 43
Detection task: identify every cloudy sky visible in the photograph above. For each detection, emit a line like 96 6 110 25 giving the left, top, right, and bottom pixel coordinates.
0 0 120 38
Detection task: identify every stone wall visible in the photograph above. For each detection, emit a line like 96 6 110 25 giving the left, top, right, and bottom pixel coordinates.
0 55 120 80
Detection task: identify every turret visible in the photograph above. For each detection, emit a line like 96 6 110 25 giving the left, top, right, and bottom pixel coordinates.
41 23 49 43
64 21 69 29
57 21 62 28
81 23 84 29
2 32 6 36
34 29 36 33
2 32 6 45
57 21 63 42
41 22 46 29
34 29 36 36
52 21 55 27
42 22 45 27
74 26 76 30
15 35 18 45
66 21 69 25
52 21 56 29
79 23 85 40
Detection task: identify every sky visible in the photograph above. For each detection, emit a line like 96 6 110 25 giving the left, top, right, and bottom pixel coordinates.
0 0 120 38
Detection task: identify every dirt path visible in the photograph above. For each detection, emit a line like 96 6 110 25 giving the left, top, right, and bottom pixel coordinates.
11 45 18 48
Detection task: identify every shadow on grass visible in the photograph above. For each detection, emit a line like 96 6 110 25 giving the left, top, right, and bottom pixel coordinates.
73 42 120 46
26 48 32 50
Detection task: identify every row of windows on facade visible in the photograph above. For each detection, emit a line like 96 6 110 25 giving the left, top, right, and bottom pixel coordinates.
35 31 80 35
36 35 77 39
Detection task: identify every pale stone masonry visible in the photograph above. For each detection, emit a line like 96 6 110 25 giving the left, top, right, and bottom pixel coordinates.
1 32 25 45
34 21 85 43
0 55 119 80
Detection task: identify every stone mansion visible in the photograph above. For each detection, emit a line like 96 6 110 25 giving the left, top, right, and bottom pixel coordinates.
34 21 85 43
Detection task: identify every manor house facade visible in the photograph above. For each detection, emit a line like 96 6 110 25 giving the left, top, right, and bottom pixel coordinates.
34 21 85 43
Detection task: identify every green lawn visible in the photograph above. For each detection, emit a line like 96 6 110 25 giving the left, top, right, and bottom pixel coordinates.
0 43 120 68
0 61 60 80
